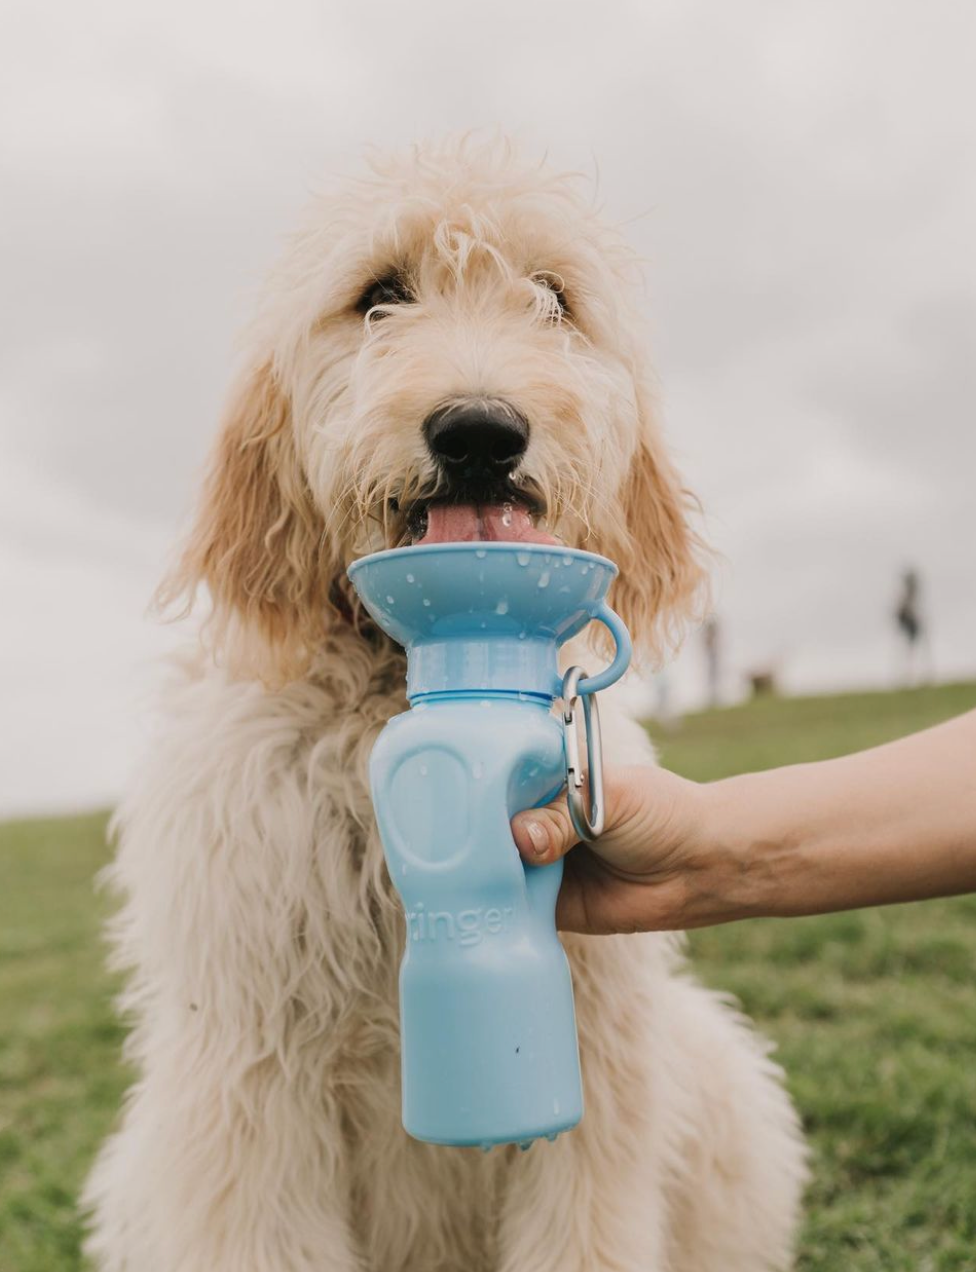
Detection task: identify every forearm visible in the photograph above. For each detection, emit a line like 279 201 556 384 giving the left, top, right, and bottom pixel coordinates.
707 710 976 920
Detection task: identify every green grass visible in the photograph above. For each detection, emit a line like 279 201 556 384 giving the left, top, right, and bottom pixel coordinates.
1 681 975 1270
651 680 976 1272
0 812 126 1272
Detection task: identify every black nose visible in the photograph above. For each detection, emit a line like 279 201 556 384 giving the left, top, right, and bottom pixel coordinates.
424 401 529 480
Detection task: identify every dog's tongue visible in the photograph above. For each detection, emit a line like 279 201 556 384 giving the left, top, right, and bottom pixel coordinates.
419 503 559 545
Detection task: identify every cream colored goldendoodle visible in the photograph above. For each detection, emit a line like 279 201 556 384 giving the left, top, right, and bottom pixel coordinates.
83 136 807 1272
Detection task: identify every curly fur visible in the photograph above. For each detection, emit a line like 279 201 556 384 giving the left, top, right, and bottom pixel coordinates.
83 135 807 1272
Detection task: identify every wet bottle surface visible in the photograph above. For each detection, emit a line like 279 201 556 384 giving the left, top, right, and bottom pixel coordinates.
372 695 579 1147
347 542 631 1148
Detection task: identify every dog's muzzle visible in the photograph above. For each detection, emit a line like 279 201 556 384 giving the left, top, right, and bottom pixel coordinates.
423 399 529 495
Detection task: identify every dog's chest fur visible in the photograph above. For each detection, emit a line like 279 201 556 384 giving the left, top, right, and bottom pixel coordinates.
91 630 806 1272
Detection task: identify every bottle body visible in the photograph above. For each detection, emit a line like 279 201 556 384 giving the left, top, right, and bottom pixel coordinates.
370 694 583 1147
348 540 633 1147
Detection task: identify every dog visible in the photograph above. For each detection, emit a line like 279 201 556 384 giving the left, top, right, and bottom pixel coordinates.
83 135 807 1272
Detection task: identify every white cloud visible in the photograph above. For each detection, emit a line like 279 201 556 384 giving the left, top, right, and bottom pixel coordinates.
1 0 974 809
0 448 177 815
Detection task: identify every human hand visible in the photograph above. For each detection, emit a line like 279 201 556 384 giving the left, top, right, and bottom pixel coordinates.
511 765 742 934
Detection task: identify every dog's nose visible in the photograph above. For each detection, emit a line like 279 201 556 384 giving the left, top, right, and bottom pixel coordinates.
424 401 529 479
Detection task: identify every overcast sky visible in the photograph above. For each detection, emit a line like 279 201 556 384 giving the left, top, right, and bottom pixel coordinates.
2 0 974 815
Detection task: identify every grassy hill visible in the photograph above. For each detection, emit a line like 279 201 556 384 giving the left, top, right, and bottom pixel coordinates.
656 681 976 1272
2 681 975 1270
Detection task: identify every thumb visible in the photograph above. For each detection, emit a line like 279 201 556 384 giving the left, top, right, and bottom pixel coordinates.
512 796 579 864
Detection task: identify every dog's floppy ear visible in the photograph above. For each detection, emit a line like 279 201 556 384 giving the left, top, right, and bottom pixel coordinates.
157 361 338 682
589 377 708 667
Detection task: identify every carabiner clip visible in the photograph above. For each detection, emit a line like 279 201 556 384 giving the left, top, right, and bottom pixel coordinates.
560 665 605 842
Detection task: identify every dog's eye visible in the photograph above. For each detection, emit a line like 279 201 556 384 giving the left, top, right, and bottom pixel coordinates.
534 273 571 318
356 273 413 316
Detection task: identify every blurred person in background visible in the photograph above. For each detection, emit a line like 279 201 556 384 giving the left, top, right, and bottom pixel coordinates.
702 615 722 708
894 567 931 686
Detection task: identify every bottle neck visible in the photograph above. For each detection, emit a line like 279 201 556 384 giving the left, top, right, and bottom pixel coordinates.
406 634 561 704
411 688 554 707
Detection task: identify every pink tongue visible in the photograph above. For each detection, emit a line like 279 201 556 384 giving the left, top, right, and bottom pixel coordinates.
419 503 559 545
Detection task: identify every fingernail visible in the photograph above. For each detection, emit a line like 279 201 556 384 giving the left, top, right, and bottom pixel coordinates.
524 820 548 857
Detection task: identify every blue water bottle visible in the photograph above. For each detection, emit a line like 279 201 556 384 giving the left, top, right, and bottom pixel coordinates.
347 542 631 1148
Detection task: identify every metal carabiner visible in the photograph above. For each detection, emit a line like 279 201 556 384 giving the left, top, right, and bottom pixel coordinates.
560 665 605 842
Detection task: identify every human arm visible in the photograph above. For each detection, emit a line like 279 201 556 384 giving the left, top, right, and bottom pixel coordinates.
511 710 976 934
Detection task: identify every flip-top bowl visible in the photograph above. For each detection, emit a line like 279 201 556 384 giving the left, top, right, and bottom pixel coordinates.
347 542 621 701
348 541 617 645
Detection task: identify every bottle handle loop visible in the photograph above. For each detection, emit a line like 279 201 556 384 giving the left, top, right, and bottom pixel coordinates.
575 601 632 696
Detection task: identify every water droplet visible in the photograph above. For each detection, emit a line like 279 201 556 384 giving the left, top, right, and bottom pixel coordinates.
385 595 395 604
546 1132 558 1143
405 572 415 583
559 584 571 593
518 630 527 640
562 554 573 566
495 598 509 614
479 699 491 708
518 1140 533 1152
480 621 487 629
475 548 486 559
517 691 528 702
516 551 530 567
552 1098 561 1115
419 764 428 776
422 598 431 607
480 1142 493 1154
471 761 484 779
537 570 550 589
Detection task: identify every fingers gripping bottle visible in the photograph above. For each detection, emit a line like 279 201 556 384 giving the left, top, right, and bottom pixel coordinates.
347 542 631 1149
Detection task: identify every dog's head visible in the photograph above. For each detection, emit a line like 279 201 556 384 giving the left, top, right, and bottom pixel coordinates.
162 136 706 681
